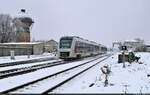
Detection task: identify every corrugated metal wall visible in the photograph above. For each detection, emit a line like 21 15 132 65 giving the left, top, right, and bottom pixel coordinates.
0 48 33 56
0 43 44 56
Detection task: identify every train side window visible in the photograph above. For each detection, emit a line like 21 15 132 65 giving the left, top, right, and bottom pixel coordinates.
87 44 90 52
75 41 84 53
79 42 84 53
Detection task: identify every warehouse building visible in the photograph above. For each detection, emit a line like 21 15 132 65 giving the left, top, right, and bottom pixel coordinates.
0 42 44 56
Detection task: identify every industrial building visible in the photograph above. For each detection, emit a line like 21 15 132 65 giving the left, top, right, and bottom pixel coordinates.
0 42 44 56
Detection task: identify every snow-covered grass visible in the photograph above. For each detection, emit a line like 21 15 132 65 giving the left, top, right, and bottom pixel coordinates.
0 53 56 64
11 56 108 94
0 54 104 92
52 52 150 94
0 52 150 94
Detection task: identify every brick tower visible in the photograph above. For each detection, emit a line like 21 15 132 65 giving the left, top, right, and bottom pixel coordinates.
18 9 34 42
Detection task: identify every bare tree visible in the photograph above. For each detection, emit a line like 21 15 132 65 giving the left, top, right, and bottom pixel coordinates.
0 14 26 43
0 14 12 43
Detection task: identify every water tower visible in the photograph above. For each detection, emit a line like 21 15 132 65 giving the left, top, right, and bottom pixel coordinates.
18 9 34 42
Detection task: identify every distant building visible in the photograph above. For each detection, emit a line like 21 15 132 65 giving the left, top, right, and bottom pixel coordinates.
0 42 44 56
44 40 58 52
123 40 144 51
144 42 150 52
146 45 150 52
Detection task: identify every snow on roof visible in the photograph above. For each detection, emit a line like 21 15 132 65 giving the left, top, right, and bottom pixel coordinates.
0 42 43 45
124 39 137 42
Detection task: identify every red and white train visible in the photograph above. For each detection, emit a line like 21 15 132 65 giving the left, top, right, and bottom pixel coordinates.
58 36 107 59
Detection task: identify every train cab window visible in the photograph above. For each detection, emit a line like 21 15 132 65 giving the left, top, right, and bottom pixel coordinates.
60 37 73 48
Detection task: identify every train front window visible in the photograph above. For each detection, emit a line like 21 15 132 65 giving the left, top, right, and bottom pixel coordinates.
60 38 72 48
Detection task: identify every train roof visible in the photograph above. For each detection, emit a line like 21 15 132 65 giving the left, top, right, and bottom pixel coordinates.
60 36 83 39
61 36 95 43
60 36 107 47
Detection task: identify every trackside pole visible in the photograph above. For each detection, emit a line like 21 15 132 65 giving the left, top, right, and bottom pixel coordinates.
10 50 15 60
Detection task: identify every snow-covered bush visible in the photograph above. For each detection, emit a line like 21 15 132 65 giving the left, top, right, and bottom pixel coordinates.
100 65 111 87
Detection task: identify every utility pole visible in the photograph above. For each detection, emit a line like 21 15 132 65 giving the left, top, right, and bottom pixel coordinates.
121 46 127 68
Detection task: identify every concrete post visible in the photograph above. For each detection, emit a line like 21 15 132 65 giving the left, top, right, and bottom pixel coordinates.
10 50 15 60
27 49 30 58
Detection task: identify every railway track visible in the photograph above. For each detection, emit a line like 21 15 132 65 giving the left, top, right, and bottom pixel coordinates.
0 57 57 67
0 60 64 79
0 54 111 95
0 54 105 79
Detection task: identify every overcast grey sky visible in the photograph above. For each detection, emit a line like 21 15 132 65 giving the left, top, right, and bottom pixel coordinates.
0 0 150 47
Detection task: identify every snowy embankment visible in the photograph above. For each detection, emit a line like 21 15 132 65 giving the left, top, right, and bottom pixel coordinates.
0 54 104 92
12 56 108 94
53 52 150 94
0 53 56 64
0 59 61 72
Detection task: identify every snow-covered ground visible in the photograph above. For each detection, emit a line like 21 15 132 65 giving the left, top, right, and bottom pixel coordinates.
11 55 108 94
52 52 150 94
0 59 61 72
0 52 150 94
0 53 56 64
0 54 104 92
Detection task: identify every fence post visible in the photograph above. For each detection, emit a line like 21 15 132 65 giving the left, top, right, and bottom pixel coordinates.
27 48 30 58
10 50 15 60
